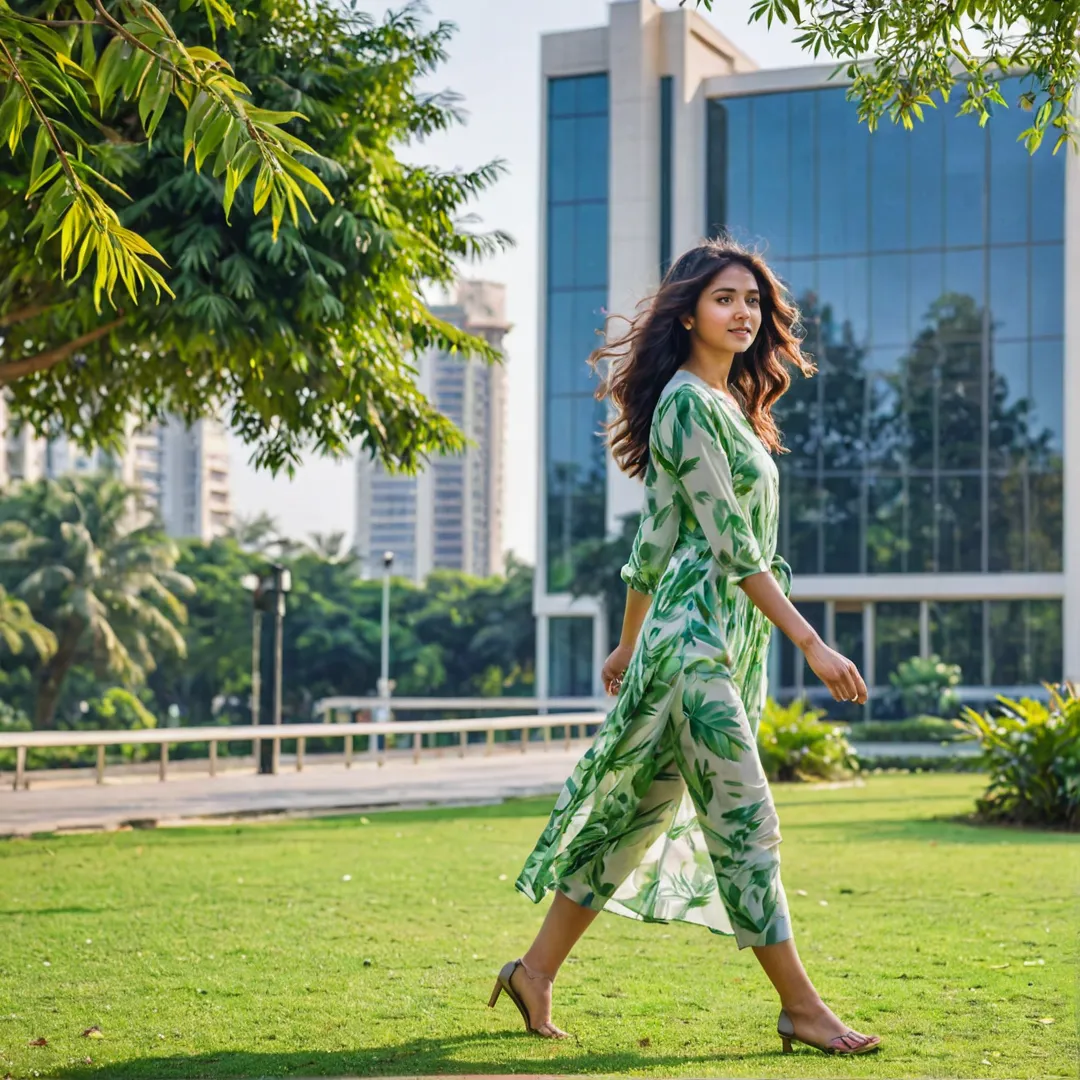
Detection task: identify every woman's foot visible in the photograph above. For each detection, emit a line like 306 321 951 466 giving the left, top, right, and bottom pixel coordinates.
781 999 880 1053
510 958 568 1039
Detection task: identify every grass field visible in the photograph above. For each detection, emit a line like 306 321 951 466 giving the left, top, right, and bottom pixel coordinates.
0 773 1076 1079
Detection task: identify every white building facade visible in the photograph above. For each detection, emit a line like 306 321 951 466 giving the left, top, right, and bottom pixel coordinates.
536 0 1079 716
354 281 510 584
0 399 233 542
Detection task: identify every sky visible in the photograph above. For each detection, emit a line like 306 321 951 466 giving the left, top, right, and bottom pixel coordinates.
229 0 810 562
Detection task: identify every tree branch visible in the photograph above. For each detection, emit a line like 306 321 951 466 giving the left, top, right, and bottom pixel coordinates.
0 318 126 386
0 300 63 329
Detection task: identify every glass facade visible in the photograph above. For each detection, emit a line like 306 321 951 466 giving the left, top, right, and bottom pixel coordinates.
545 74 610 595
707 82 1065 691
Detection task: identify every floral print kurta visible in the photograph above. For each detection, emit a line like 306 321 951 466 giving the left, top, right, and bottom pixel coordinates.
516 368 794 948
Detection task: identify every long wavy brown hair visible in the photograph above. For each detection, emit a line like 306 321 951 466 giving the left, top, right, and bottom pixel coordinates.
589 238 815 479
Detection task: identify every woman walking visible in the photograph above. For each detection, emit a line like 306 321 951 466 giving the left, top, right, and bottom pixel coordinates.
488 239 881 1056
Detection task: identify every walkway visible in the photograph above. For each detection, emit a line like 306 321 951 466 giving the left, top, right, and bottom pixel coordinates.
0 740 975 838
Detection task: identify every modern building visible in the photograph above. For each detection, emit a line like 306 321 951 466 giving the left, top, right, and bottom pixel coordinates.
355 280 510 584
0 399 233 542
536 0 1077 711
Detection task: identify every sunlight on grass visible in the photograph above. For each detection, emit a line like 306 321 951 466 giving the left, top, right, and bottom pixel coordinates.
0 773 1076 1078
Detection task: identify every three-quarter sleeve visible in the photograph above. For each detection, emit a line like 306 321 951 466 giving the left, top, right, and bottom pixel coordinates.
653 385 770 584
619 433 680 596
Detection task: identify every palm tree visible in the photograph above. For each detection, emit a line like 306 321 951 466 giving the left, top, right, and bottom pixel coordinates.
0 475 194 728
0 584 56 661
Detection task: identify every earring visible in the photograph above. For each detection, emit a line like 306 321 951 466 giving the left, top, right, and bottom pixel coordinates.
682 320 692 330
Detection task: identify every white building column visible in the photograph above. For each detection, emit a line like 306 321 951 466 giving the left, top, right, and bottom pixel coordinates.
1063 130 1080 684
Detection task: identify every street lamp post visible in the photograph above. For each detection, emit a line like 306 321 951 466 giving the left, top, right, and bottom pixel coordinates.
253 563 292 775
374 550 395 752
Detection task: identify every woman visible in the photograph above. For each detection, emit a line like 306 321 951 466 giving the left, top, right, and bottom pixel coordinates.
487 239 881 1057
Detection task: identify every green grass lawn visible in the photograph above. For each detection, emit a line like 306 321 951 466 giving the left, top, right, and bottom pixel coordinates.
0 773 1076 1079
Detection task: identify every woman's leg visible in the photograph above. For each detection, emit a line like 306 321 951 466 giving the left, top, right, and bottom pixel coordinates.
751 937 879 1048
509 890 600 1036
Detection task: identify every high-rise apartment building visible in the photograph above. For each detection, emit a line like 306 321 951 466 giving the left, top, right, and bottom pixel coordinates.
0 398 232 542
536 0 1078 707
355 281 510 583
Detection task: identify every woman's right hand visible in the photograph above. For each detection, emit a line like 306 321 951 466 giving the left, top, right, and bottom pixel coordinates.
601 643 634 696
802 638 868 704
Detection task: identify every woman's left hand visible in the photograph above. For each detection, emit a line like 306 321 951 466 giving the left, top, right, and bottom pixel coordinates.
601 644 634 696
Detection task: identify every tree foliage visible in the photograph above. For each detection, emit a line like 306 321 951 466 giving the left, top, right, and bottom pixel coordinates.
1 1 509 474
0 0 333 312
687 0 1078 152
0 473 192 727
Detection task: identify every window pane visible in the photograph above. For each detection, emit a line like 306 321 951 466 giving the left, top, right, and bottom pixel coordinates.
866 366 906 470
780 471 821 574
1029 338 1063 459
750 94 791 255
574 202 607 288
548 205 575 288
944 111 986 246
987 469 1025 572
549 78 577 119
908 105 944 250
866 474 904 572
789 92 817 257
943 248 984 316
574 115 608 200
820 361 865 470
822 476 862 573
874 601 921 688
905 343 937 470
576 74 609 116
937 474 982 572
817 89 868 255
546 291 575 396
869 252 909 346
718 99 751 238
1030 243 1063 337
1028 600 1063 683
1028 469 1063 572
929 601 984 683
938 341 982 469
989 340 1028 469
989 600 1024 685
907 476 935 572
910 251 944 343
869 122 908 251
818 256 869 347
548 117 576 202
988 81 1030 245
988 245 1028 341
549 617 594 696
1031 138 1064 242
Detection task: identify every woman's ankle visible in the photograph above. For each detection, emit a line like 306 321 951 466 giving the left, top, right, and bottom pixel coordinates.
519 955 558 983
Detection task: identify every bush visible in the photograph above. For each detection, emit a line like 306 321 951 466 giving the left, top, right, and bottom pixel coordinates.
757 697 859 783
886 655 962 719
846 716 963 742
956 682 1080 829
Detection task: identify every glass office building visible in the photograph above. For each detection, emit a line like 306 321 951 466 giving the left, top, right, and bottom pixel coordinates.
537 1 1077 707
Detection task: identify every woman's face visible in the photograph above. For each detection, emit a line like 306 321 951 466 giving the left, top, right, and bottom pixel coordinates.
688 262 762 354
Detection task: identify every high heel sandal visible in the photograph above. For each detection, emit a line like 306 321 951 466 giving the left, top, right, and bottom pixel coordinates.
777 1008 882 1055
487 958 568 1039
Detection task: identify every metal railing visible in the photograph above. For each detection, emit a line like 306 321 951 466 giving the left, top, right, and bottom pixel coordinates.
0 702 610 792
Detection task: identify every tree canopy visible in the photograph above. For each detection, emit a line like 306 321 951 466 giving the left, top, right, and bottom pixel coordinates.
1 1 509 473
688 0 1077 153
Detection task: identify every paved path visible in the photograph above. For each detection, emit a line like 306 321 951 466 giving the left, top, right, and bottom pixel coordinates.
0 747 582 837
0 740 976 838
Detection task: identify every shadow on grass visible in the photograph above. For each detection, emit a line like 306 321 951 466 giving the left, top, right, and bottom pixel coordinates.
54 1031 771 1079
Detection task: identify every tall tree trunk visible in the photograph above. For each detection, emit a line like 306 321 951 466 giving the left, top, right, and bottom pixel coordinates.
33 622 84 729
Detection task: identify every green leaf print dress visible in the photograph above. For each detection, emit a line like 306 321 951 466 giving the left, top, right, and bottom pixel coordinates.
516 368 795 948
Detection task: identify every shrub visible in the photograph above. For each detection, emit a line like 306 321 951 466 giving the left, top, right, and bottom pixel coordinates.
886 654 962 718
757 697 859 783
956 682 1080 829
846 716 962 742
